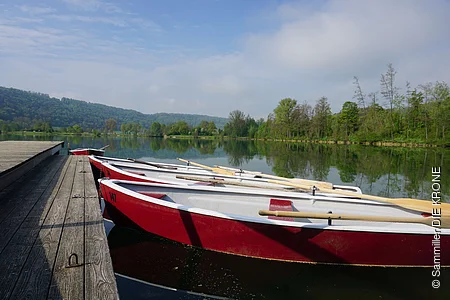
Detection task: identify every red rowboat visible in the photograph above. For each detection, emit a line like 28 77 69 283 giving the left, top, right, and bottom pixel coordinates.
99 179 450 267
89 155 363 195
70 148 105 156
69 145 109 156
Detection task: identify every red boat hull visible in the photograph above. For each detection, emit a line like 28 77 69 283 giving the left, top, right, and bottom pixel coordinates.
100 182 450 267
92 159 167 184
70 148 104 156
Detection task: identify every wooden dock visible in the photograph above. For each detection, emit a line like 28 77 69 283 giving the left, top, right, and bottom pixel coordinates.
0 141 64 191
0 141 118 299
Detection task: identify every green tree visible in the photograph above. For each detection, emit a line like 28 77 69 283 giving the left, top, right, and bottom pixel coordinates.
310 97 332 139
273 98 297 138
104 118 117 133
149 122 163 137
224 110 246 137
339 101 359 139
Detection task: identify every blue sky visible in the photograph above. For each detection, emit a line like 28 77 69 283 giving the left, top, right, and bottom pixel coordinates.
1 0 449 118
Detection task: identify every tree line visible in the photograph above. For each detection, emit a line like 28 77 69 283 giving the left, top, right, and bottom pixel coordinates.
0 117 220 138
222 64 450 145
0 86 227 131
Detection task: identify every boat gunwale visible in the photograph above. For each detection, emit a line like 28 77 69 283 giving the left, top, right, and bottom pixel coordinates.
100 162 387 205
100 178 449 235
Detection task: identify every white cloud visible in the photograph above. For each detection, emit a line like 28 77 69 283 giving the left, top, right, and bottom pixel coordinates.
16 5 56 15
1 0 450 118
61 0 123 13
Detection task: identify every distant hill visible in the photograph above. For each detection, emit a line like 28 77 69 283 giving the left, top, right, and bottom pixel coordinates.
0 86 228 129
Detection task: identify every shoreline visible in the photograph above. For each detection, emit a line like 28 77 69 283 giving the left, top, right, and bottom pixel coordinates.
3 131 448 148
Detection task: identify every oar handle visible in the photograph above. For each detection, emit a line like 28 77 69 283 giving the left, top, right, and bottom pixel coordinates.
127 158 177 170
259 210 447 228
215 165 262 175
216 165 333 189
99 145 110 150
177 158 210 170
177 158 236 176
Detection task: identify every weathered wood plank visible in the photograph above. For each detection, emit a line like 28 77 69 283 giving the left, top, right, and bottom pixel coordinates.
84 158 119 300
0 156 66 253
0 155 56 223
0 155 72 300
48 157 86 300
0 141 63 191
0 152 118 300
0 141 63 171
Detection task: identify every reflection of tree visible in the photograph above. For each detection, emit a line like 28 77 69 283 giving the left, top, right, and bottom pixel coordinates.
120 136 143 150
193 140 218 155
164 139 191 154
60 134 450 202
222 140 258 166
335 147 357 182
149 138 162 152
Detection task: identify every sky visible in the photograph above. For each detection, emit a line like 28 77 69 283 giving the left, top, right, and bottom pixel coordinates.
1 0 449 118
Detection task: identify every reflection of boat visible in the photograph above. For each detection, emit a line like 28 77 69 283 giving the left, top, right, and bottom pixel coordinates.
70 145 108 156
90 155 362 195
99 179 450 267
107 224 450 299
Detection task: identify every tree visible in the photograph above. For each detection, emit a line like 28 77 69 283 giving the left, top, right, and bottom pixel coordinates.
225 110 246 137
207 121 217 135
169 121 190 135
353 76 366 109
339 101 359 139
380 63 401 140
104 118 117 133
149 122 162 137
292 101 312 138
406 89 424 137
72 124 83 134
273 98 297 138
310 97 332 139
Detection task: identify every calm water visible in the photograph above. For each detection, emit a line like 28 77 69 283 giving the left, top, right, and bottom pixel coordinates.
2 134 449 299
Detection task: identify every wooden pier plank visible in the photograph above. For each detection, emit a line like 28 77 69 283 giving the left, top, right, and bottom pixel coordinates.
0 155 72 300
0 156 57 224
84 159 119 300
0 156 66 254
48 157 85 300
0 142 118 300
0 141 64 191
0 141 63 173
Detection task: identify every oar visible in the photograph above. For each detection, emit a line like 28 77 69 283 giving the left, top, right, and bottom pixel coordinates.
215 165 334 190
265 179 450 216
259 210 450 228
177 158 236 176
99 145 110 150
127 158 177 170
176 175 309 192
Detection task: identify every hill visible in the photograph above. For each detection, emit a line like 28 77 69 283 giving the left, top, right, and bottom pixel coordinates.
0 86 228 129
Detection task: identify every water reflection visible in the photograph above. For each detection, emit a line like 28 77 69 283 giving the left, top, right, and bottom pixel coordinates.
107 224 449 300
2 134 449 201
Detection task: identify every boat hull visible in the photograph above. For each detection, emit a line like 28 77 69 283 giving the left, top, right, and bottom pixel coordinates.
100 181 450 267
107 225 450 299
70 148 105 156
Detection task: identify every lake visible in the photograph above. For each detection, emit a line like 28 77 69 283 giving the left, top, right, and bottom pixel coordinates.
2 134 449 299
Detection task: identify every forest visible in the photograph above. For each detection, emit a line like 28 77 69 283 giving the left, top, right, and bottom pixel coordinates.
1 63 449 145
0 87 227 132
222 64 450 145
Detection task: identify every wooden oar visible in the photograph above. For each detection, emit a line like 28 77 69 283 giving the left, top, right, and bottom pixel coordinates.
177 158 236 176
99 145 110 150
176 175 308 192
259 210 450 228
265 179 450 216
215 165 334 189
127 158 177 170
